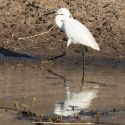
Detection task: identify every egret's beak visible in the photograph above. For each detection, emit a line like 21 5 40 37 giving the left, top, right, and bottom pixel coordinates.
44 11 56 16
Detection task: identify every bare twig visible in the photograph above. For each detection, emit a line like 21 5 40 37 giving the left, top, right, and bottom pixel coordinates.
3 41 8 48
18 25 54 40
12 32 15 38
32 122 95 125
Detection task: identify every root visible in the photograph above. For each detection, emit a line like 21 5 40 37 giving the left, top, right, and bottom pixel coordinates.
18 25 54 40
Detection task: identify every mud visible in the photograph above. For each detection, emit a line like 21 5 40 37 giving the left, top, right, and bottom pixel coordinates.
0 0 125 62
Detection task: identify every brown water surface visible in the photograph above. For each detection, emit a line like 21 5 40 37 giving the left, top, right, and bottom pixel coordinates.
0 61 125 124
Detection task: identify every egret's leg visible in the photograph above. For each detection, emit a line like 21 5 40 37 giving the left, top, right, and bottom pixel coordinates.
80 45 85 84
47 51 66 61
42 39 71 63
41 50 66 64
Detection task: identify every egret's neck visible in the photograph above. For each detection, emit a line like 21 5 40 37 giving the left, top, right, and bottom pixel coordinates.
55 15 64 30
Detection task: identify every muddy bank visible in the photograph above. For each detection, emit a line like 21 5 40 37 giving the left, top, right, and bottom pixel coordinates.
0 0 125 62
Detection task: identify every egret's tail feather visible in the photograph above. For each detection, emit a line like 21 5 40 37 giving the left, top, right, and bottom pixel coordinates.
86 41 100 51
94 43 100 51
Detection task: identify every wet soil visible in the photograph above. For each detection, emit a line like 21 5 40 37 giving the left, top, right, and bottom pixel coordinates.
0 0 125 62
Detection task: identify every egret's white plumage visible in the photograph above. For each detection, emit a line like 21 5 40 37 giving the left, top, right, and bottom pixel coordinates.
54 8 100 51
44 8 100 83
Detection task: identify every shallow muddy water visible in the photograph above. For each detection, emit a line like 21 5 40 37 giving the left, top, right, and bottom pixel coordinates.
0 60 125 125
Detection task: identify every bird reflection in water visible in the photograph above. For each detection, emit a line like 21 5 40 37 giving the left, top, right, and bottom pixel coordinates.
44 65 99 116
54 86 97 116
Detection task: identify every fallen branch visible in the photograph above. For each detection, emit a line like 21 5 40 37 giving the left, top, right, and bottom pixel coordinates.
18 25 54 40
32 121 95 125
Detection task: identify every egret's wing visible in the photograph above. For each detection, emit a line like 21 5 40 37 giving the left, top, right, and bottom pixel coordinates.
63 18 100 50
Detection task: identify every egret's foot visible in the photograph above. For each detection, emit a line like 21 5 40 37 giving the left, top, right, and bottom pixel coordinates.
74 49 81 53
41 60 52 64
41 60 54 66
82 78 84 83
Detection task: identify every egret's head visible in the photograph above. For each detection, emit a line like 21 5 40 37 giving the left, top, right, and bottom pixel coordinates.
55 8 72 18
44 8 72 18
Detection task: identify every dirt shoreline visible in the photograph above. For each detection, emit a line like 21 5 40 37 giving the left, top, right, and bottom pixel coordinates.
0 51 125 67
0 0 125 63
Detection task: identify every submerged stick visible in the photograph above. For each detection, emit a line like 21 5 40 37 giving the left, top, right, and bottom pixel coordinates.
18 25 54 40
32 122 95 125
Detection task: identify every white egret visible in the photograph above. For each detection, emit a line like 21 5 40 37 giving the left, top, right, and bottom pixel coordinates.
45 8 100 83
